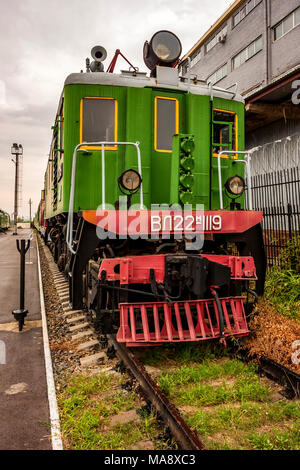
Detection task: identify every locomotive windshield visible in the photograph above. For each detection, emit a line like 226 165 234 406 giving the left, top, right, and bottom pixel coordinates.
81 97 117 149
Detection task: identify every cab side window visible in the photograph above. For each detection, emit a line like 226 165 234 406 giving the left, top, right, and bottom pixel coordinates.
212 109 237 157
155 97 178 152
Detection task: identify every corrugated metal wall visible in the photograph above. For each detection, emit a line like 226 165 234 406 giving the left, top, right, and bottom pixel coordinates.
246 134 300 267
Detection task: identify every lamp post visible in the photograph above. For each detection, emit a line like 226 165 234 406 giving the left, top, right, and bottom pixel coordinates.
11 143 23 235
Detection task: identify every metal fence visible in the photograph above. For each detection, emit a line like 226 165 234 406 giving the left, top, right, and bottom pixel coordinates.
247 134 300 268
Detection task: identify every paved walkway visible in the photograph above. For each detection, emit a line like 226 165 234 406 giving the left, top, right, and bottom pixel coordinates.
0 230 51 450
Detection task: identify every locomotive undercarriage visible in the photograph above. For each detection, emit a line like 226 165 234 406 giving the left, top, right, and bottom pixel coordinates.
45 215 266 346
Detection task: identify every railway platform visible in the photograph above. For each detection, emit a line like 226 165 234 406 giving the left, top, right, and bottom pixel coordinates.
0 230 53 450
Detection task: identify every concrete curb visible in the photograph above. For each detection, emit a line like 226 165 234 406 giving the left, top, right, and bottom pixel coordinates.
36 236 63 451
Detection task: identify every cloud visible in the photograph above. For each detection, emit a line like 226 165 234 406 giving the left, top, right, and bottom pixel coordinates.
0 0 232 217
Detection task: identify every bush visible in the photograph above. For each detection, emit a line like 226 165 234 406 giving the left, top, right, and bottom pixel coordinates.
264 267 300 320
264 235 300 319
278 235 300 273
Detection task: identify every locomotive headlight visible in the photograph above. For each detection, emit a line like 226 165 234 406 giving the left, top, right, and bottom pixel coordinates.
151 31 182 62
118 169 142 193
225 176 245 196
143 30 182 71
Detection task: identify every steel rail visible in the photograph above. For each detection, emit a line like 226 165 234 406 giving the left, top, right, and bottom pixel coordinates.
235 346 300 398
107 334 205 451
258 356 300 398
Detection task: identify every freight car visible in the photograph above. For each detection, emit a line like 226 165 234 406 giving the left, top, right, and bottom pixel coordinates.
36 30 266 346
0 210 10 232
34 193 45 237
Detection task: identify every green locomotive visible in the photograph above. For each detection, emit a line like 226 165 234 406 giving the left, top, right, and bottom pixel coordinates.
37 31 266 346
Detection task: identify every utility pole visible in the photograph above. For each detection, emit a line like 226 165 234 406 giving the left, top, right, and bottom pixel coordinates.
11 143 23 236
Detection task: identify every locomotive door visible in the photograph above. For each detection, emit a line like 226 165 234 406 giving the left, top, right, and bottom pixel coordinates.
151 91 183 204
211 108 238 210
212 116 234 156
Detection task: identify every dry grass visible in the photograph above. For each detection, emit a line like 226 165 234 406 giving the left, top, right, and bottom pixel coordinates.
246 301 300 374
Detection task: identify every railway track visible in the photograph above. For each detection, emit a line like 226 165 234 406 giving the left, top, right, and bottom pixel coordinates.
37 235 300 450
38 235 204 450
107 334 205 450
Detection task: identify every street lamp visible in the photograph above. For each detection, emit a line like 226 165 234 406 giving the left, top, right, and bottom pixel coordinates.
11 143 23 235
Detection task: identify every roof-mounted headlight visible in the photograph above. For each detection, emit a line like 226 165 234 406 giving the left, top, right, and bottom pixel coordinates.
225 176 245 196
118 169 142 194
143 30 182 72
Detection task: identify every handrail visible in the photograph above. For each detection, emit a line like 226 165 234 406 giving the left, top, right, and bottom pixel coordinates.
66 141 143 254
225 82 238 99
217 150 253 211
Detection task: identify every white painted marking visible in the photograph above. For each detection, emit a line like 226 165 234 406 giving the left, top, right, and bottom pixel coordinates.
0 340 5 364
5 382 28 395
0 320 42 332
36 237 63 450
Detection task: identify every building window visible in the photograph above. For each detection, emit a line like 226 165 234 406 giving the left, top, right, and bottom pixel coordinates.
212 109 237 158
80 97 117 150
273 7 300 41
233 0 261 27
206 24 228 53
207 64 227 85
232 36 262 70
154 97 179 153
190 49 202 68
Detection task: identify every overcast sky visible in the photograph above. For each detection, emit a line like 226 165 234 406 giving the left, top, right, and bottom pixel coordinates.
0 0 232 218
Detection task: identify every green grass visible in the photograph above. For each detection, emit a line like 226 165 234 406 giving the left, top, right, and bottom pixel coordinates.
185 401 300 436
140 342 230 367
174 377 271 407
66 419 159 451
157 359 262 402
156 357 300 450
158 359 257 391
57 356 299 450
58 372 172 450
247 424 300 451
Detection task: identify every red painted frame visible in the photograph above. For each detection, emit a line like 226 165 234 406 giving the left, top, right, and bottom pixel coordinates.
83 210 263 235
